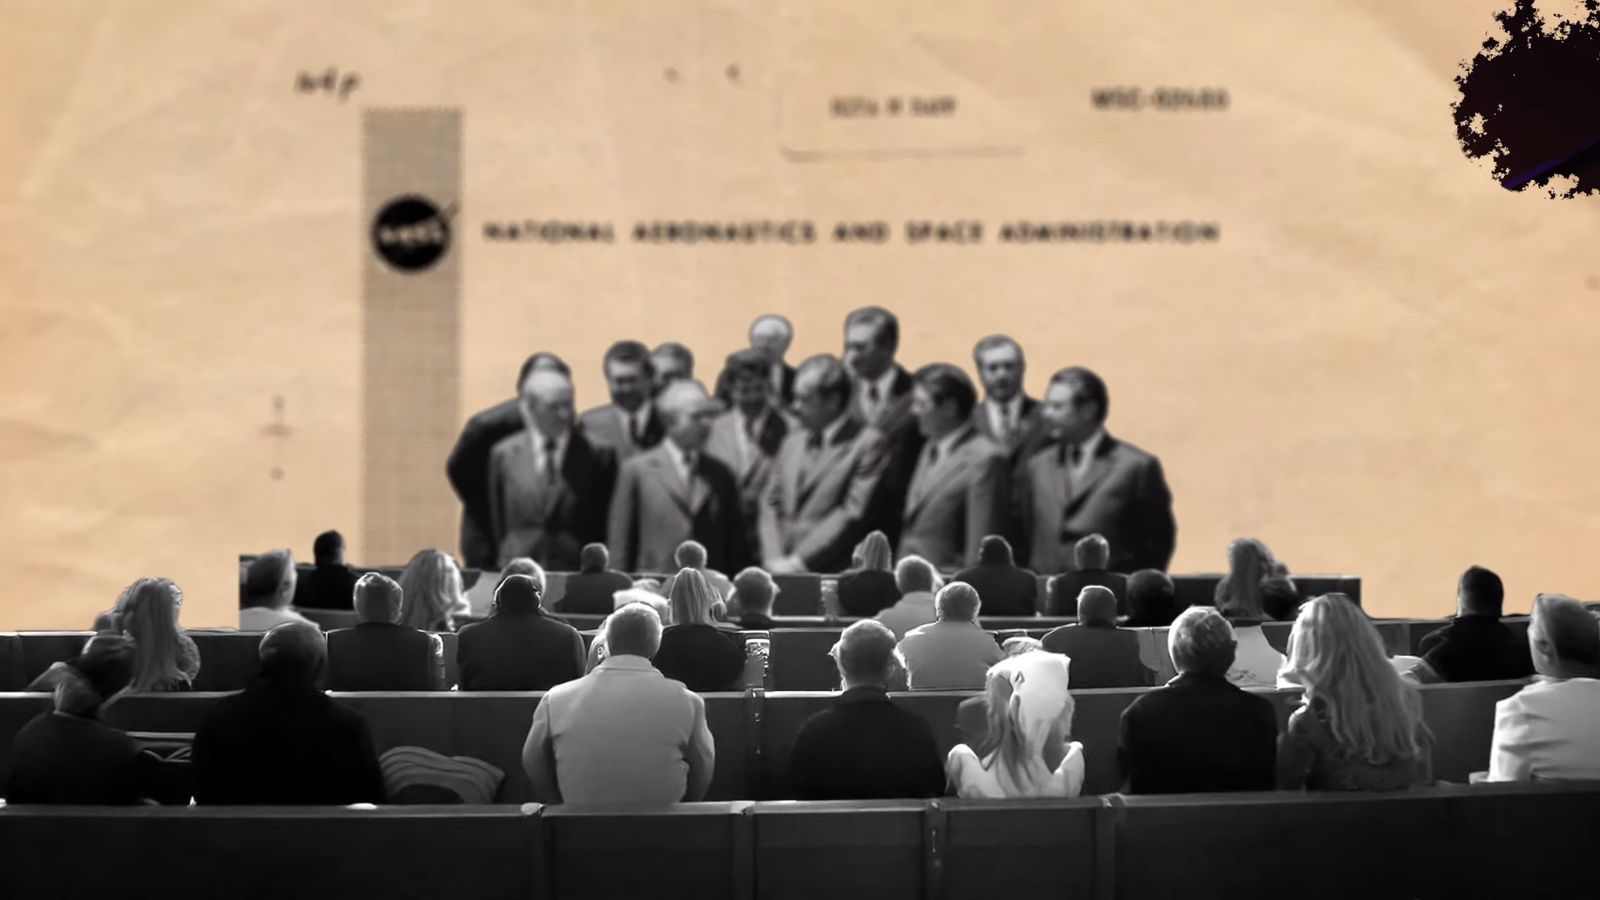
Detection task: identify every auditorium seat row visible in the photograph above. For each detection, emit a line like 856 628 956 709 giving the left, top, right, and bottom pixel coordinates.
0 681 1527 804
3 782 1596 900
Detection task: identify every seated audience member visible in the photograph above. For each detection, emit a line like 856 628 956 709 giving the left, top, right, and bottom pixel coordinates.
7 635 188 804
1045 534 1128 615
294 529 361 611
957 636 1044 746
876 555 941 640
1123 569 1179 627
1277 594 1433 791
836 530 902 617
457 574 586 691
729 567 779 630
397 548 472 633
950 535 1039 617
948 651 1084 798
652 568 747 691
522 603 715 804
1487 593 1600 781
1212 544 1287 688
557 543 633 614
1118 607 1277 793
497 557 547 594
112 577 200 692
898 582 1004 690
1260 574 1302 621
1041 586 1148 688
662 540 735 600
1420 565 1535 682
326 573 445 691
193 623 385 805
789 620 946 799
1214 537 1281 611
239 549 315 631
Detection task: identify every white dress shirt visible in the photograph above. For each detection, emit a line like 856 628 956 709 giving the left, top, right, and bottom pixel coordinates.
857 368 899 424
1063 426 1106 484
985 396 1024 441
1488 676 1600 782
527 427 568 480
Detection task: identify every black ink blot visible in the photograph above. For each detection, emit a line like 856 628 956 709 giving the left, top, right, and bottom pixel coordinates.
1454 0 1600 197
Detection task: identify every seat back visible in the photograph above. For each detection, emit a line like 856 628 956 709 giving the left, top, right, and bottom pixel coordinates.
942 798 1101 900
1420 679 1526 782
753 800 923 900
541 802 750 900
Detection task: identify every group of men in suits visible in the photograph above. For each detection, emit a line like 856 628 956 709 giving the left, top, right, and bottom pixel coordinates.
446 308 1178 580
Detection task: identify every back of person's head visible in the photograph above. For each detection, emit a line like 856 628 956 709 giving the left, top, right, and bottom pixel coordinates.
668 568 721 627
1283 594 1427 764
832 619 900 688
1217 537 1274 619
498 557 546 594
517 351 571 390
242 550 296 610
605 602 664 659
1529 593 1600 677
1072 534 1110 570
895 555 937 594
1076 586 1118 626
613 589 671 624
854 531 893 571
313 530 346 566
674 540 708 570
1167 607 1237 677
935 582 983 623
112 577 186 692
352 572 404 624
1127 569 1177 625
397 549 463 631
1458 565 1505 617
1001 636 1042 658
975 651 1075 796
1260 575 1302 621
493 574 544 616
579 543 609 573
978 535 1013 566
631 578 664 595
257 622 327 689
57 633 138 715
732 567 776 615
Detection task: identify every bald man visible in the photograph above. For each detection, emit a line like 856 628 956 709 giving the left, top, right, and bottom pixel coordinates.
608 380 751 574
716 314 797 406
488 367 617 570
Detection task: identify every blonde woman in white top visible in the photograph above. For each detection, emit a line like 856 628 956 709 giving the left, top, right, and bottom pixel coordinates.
946 651 1085 798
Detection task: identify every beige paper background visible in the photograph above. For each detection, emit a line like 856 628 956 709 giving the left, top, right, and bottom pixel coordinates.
2 0 1596 628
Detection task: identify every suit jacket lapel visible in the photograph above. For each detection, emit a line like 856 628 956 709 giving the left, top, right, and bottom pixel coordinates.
796 417 861 508
1065 434 1117 513
648 444 694 515
906 428 977 519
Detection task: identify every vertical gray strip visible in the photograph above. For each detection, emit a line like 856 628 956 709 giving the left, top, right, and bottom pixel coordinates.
361 108 462 565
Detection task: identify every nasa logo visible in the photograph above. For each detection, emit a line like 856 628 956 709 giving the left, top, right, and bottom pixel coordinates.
372 195 453 272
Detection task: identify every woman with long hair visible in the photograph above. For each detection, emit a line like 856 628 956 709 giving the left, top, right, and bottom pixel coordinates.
946 651 1085 798
113 578 200 692
397 549 470 632
835 530 902 617
1277 594 1434 791
650 568 746 691
1212 538 1287 687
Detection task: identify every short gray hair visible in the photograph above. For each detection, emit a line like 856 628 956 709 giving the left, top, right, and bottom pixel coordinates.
895 555 937 593
498 557 546 594
1073 534 1110 569
605 602 664 659
1077 586 1117 625
833 619 899 685
935 582 982 622
352 572 404 624
1532 593 1600 667
1168 607 1236 676
674 540 708 569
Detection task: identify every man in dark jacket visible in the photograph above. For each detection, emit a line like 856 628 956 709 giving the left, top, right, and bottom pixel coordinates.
193 623 385 805
1041 586 1147 688
1420 565 1535 682
326 573 444 690
556 543 635 615
293 530 361 610
456 575 586 691
950 535 1039 617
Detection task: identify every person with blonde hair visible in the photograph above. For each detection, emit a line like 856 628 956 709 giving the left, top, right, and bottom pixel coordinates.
836 530 902 617
947 651 1085 798
897 582 1003 690
107 578 200 692
397 549 471 632
650 568 747 691
1277 594 1434 791
1212 539 1287 687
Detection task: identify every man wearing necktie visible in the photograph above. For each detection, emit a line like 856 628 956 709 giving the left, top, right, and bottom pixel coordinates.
899 364 1007 572
714 314 798 407
842 306 924 547
969 335 1042 460
486 367 617 570
760 354 888 574
608 379 750 575
705 349 792 557
1014 367 1176 576
577 340 665 459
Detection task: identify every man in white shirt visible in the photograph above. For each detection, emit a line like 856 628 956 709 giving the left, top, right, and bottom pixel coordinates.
523 603 715 804
876 555 941 640
1487 593 1600 782
897 582 1003 690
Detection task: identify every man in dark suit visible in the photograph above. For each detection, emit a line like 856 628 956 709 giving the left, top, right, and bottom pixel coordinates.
1015 367 1177 575
1041 587 1148 688
487 367 616 570
788 620 945 800
705 349 791 558
759 355 889 574
843 306 925 547
556 543 634 615
446 352 570 568
1119 607 1278 793
1420 565 1535 682
608 379 750 574
950 535 1038 616
192 623 385 805
293 529 360 610
326 573 444 691
456 575 586 691
970 334 1042 459
715 314 797 406
899 364 1007 571
651 342 695 395
730 567 778 630
1045 534 1131 615
578 340 665 459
